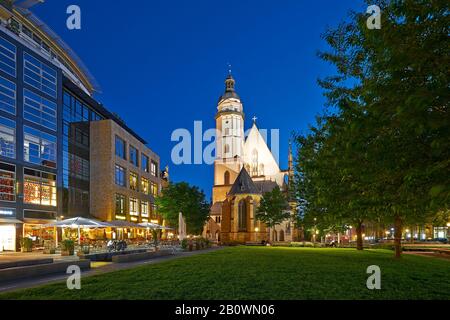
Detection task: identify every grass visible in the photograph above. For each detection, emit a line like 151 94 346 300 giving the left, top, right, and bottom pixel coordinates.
1 247 449 300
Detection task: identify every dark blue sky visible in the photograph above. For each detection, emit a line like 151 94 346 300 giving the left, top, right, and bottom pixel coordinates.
33 0 365 200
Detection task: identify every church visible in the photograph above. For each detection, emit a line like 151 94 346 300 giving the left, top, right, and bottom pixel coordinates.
203 73 297 243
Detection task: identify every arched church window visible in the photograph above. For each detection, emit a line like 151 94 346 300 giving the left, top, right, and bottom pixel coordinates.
252 149 258 176
259 164 265 176
224 144 230 155
238 199 247 231
224 171 230 185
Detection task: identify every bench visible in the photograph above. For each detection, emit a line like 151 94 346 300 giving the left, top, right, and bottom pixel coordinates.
0 258 54 270
0 259 90 283
111 249 173 263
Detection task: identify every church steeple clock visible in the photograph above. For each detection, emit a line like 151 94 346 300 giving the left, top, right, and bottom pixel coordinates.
215 72 245 160
212 72 245 203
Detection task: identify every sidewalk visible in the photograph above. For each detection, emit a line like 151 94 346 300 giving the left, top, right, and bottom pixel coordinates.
0 247 223 294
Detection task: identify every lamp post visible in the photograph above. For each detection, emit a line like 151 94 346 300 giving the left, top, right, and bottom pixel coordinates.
313 218 317 247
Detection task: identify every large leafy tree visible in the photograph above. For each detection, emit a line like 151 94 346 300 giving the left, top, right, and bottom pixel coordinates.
297 0 449 257
256 187 290 231
156 182 210 235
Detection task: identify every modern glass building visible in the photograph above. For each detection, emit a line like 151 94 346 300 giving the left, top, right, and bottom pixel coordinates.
0 2 161 251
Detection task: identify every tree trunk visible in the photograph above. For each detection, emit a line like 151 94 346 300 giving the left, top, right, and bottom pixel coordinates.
356 221 363 251
394 215 403 258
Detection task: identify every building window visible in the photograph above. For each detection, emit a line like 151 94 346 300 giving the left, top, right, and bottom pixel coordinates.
129 197 138 216
23 89 57 131
224 171 230 185
224 144 230 156
129 145 138 167
141 177 149 194
115 194 126 215
150 182 158 197
129 172 138 191
0 36 16 77
0 162 15 202
23 52 57 98
150 160 157 177
141 201 149 218
0 75 16 114
238 199 247 231
23 168 56 206
141 154 149 173
24 126 57 168
69 154 89 181
0 116 15 159
115 165 125 187
115 136 126 159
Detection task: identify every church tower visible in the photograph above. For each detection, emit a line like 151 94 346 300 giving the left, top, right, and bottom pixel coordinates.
212 73 245 204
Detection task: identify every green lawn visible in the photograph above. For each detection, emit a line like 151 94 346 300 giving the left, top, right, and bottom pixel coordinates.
1 247 449 300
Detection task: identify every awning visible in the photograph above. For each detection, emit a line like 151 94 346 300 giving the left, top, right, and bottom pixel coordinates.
106 220 143 228
0 218 23 224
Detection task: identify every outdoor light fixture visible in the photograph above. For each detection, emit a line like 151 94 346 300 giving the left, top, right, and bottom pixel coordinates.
255 227 259 232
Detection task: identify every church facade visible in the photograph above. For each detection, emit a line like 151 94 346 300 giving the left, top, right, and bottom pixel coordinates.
203 74 297 243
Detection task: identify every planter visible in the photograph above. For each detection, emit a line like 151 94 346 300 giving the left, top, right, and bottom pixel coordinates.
61 249 74 256
21 247 32 253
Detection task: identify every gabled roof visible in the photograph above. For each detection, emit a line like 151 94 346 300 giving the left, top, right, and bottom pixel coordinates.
228 167 260 195
254 180 279 194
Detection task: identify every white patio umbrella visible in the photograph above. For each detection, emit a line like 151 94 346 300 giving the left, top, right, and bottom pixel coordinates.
179 212 186 241
42 217 110 245
106 220 143 240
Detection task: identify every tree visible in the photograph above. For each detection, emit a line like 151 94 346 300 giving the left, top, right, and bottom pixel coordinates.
298 0 449 258
256 187 290 238
156 182 210 235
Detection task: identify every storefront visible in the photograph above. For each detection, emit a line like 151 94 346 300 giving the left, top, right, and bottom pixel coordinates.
0 207 20 252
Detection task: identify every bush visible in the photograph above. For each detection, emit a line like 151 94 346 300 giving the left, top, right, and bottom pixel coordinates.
20 237 33 252
221 240 242 246
61 239 75 255
290 242 315 247
181 239 188 250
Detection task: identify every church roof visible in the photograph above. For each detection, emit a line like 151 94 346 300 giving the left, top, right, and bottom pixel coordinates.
228 167 261 196
254 180 279 194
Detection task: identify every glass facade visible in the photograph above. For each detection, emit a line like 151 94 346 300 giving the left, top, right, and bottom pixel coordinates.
23 52 57 98
23 168 57 207
23 89 57 131
62 90 104 216
0 115 15 158
0 35 16 77
23 125 57 168
0 162 15 202
0 75 16 114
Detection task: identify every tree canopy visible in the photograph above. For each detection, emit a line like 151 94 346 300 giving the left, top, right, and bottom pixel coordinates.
295 0 449 257
156 182 210 235
256 186 290 229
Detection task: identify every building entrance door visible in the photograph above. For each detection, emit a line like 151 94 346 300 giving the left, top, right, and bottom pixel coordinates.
0 225 16 252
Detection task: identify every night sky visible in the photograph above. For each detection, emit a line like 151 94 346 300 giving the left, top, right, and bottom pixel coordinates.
32 0 366 200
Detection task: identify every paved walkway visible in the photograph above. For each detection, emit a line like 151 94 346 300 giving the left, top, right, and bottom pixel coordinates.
0 247 223 294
